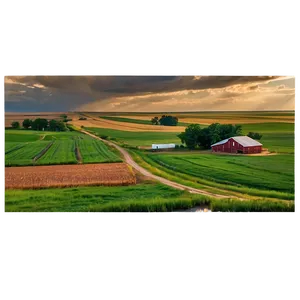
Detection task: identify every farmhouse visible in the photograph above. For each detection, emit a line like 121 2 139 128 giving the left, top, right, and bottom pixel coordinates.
211 136 262 154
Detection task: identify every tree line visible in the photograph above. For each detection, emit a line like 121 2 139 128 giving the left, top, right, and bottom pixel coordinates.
11 118 68 131
151 115 178 126
178 123 262 149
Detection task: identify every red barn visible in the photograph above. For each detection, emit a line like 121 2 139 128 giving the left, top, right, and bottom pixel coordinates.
211 136 262 154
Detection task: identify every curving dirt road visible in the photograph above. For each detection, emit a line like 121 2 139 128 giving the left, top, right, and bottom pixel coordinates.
81 130 229 198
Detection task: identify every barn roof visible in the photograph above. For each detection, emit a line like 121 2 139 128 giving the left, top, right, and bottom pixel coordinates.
211 136 262 147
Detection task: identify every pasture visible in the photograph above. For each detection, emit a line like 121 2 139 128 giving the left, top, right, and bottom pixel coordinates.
5 129 121 166
5 182 294 212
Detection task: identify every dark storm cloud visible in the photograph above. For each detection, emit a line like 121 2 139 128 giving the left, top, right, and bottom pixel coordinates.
6 76 280 96
4 76 283 111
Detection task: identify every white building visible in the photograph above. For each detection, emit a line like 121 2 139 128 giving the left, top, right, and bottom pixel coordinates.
152 143 176 150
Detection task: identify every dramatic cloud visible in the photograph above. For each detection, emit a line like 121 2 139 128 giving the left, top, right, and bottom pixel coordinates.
4 76 295 112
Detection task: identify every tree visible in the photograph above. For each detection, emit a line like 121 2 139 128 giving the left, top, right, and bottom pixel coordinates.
49 119 67 131
31 118 48 131
159 115 178 126
11 121 20 129
178 123 244 149
22 119 32 129
151 117 159 125
177 124 202 149
247 132 262 140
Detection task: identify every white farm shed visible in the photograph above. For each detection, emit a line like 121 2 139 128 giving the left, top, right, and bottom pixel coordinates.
152 143 176 150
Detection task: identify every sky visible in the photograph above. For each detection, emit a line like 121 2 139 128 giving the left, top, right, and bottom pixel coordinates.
4 76 295 112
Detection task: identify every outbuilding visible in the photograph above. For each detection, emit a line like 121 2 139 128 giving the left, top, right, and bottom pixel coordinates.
152 143 176 150
211 136 262 154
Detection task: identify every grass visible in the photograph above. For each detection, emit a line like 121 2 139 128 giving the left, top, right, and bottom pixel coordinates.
5 183 294 212
147 153 294 193
101 116 190 126
129 149 294 200
85 127 180 146
242 123 294 153
77 137 121 163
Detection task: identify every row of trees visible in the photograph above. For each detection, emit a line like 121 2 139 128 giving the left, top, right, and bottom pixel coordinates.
11 118 68 131
178 123 263 149
151 115 178 126
178 123 243 149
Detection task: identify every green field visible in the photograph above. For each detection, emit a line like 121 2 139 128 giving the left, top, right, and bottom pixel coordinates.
5 141 52 166
5 183 294 212
5 130 122 166
37 139 77 165
101 116 190 126
86 122 294 152
242 123 294 153
85 127 180 146
146 153 294 194
77 137 121 163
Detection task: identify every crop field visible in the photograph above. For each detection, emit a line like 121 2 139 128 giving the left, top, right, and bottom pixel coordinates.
101 116 191 126
71 114 186 132
5 163 136 189
37 139 77 165
85 127 180 146
5 182 294 212
5 129 122 166
145 153 294 194
5 142 24 153
103 111 294 125
5 141 53 166
76 137 121 163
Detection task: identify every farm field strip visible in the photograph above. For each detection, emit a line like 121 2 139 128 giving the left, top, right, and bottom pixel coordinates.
71 115 186 132
5 163 136 189
37 139 77 165
5 141 52 166
77 138 121 163
85 127 180 146
101 116 191 126
5 142 25 154
113 113 294 124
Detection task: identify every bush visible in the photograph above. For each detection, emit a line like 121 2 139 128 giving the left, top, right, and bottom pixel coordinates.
100 135 108 140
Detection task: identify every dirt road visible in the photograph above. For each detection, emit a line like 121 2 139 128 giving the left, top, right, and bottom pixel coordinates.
81 130 229 198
